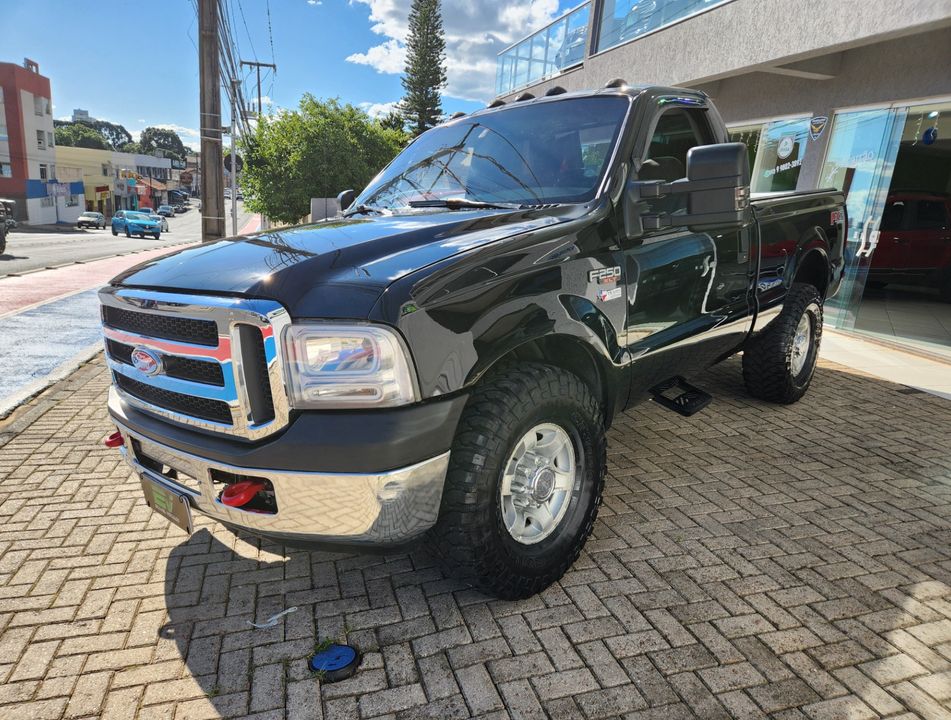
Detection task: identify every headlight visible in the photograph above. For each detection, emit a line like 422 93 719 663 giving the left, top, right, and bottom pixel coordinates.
282 324 418 409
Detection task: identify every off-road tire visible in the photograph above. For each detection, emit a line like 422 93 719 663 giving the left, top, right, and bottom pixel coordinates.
431 363 606 599
742 282 823 404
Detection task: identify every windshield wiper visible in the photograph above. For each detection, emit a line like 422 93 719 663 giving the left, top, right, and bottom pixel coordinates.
343 203 385 217
407 198 523 211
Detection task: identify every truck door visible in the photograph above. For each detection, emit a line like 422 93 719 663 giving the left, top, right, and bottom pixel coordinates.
622 103 753 394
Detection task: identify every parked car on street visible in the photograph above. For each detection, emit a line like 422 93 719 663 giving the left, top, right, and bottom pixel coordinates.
157 205 175 217
111 210 161 239
77 211 106 229
144 210 169 232
100 85 846 598
868 191 951 300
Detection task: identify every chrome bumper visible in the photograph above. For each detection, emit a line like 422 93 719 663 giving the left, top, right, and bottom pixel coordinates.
114 420 450 546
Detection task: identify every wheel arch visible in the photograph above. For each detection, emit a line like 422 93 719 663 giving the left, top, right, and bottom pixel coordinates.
467 333 623 429
791 230 832 298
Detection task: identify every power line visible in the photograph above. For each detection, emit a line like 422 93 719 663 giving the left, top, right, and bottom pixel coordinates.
266 0 276 65
234 0 257 61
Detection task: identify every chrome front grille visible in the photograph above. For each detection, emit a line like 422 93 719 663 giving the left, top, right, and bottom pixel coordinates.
99 287 290 441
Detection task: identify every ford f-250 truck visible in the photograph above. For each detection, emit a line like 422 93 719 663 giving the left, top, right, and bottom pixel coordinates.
100 83 845 599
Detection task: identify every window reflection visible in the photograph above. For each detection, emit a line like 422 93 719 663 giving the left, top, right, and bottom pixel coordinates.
596 0 729 54
496 3 590 96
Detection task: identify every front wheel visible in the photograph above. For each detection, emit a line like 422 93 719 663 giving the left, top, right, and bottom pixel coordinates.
152 233 160 240
431 363 606 599
125 227 131 238
112 227 118 236
743 283 823 404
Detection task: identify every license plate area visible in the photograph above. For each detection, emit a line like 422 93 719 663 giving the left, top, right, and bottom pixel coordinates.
140 475 193 534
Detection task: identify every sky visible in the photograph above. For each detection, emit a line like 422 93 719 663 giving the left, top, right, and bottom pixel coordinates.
1 0 578 150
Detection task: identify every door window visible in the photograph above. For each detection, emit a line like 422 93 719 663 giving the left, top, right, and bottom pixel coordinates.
640 108 711 182
914 200 949 230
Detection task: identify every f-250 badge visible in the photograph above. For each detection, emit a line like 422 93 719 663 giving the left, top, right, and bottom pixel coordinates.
589 266 621 284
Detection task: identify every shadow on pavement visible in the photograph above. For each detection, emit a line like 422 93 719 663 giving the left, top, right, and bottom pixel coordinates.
158 357 951 718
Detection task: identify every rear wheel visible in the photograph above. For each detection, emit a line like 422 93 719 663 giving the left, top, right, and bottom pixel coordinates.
742 282 823 404
431 363 606 599
125 227 131 238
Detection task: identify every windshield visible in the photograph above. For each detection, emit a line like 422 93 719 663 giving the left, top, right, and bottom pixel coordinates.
81 212 97 217
355 96 629 210
127 212 149 221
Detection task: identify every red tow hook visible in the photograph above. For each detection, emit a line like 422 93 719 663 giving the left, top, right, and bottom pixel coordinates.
220 480 267 508
104 431 124 449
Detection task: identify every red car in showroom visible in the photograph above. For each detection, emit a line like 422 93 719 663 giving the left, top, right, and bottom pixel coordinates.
869 192 951 300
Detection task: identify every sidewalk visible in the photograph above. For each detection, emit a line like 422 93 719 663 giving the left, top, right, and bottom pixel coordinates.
0 353 948 719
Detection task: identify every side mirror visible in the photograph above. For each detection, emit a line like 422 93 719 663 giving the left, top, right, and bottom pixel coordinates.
624 142 751 238
337 189 356 211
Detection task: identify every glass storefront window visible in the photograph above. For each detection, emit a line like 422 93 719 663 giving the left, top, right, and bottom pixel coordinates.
826 101 951 355
750 118 810 193
819 108 906 330
729 117 811 193
596 0 729 54
496 3 590 96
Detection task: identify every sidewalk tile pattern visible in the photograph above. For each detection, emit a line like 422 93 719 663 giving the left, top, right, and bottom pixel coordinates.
0 355 949 719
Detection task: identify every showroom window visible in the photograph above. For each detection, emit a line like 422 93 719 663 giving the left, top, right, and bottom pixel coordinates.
729 116 811 193
596 0 730 53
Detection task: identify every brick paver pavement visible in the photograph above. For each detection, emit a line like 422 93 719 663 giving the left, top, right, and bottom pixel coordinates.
0 355 949 719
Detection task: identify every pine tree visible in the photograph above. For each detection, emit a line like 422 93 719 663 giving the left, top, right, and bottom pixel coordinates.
399 0 447 136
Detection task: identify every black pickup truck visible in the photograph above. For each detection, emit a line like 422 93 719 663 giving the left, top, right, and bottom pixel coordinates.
100 84 845 599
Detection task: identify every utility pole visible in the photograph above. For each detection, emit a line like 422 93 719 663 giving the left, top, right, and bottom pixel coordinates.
230 79 239 237
240 60 276 116
199 0 224 241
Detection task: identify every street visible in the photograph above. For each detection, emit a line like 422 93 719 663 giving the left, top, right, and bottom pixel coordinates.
0 201 254 276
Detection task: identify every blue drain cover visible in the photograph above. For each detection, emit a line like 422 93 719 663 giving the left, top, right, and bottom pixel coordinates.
308 643 361 682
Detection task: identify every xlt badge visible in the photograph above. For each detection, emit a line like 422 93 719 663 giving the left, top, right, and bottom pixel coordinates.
589 266 621 284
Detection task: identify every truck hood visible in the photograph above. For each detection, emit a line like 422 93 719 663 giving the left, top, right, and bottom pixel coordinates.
111 208 570 318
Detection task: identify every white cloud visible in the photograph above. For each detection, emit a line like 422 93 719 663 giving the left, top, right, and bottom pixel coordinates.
359 100 400 118
307 0 322 4
347 0 561 102
346 38 406 75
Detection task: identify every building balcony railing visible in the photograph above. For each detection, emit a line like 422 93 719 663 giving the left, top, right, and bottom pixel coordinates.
496 0 734 97
496 2 591 97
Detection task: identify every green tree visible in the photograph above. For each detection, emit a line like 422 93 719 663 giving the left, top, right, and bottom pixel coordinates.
379 110 406 133
54 123 110 150
120 141 141 154
138 127 187 161
52 118 133 150
239 95 408 224
91 120 132 149
398 0 447 135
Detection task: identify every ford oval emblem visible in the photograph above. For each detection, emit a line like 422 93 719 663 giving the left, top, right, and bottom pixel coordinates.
131 347 162 376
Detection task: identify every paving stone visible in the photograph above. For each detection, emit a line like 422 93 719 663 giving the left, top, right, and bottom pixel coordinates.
2 356 951 719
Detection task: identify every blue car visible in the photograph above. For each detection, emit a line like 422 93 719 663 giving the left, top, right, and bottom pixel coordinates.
112 210 161 239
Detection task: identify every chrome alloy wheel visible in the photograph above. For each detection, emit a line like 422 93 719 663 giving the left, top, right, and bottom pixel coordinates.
790 313 812 377
500 423 576 545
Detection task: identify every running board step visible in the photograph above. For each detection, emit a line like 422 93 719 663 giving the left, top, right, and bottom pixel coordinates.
649 377 712 417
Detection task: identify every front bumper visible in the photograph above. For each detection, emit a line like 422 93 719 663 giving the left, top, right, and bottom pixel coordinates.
115 418 450 548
